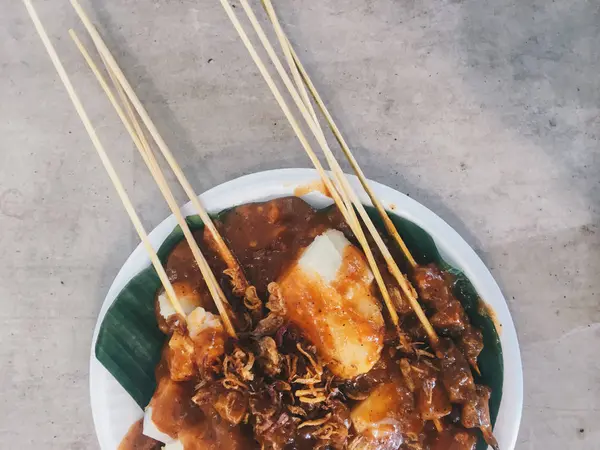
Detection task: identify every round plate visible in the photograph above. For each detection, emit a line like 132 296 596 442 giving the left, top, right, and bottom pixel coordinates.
90 168 523 449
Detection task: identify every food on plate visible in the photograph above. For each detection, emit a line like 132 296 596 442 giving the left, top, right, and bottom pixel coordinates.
22 3 502 448
117 197 498 450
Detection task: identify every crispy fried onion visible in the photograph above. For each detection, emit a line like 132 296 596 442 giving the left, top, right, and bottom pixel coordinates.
296 343 323 376
298 413 331 429
287 405 307 417
252 282 287 337
266 282 286 315
258 337 282 376
300 402 350 448
222 346 255 390
244 285 262 310
223 266 246 297
400 358 415 392
291 344 328 404
415 348 436 359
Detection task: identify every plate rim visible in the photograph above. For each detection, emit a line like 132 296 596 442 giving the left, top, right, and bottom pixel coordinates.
90 167 523 449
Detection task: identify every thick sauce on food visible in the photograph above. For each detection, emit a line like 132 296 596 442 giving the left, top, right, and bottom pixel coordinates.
118 419 160 450
121 197 493 450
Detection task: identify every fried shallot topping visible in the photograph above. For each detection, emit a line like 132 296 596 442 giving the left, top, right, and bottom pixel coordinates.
244 285 262 311
258 336 282 376
252 282 288 337
266 282 286 315
222 346 255 391
223 266 247 297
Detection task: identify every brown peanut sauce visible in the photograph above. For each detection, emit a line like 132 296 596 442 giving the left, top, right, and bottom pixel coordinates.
120 197 482 450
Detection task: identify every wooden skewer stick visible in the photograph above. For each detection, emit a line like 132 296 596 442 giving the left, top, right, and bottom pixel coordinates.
69 30 237 338
215 0 402 328
233 0 439 346
260 1 319 128
261 0 320 130
21 0 185 318
262 0 417 270
69 0 252 302
259 0 352 217
267 3 482 386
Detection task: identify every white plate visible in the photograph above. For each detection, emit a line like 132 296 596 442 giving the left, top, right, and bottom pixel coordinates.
90 168 523 449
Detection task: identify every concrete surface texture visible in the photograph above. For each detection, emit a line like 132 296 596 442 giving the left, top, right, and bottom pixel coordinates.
1 0 598 448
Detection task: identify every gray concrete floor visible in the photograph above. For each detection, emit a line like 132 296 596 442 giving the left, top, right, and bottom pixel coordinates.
1 0 599 448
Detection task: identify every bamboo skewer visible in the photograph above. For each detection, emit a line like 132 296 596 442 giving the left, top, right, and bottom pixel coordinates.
262 0 417 270
261 1 319 128
69 30 237 338
214 0 404 330
69 0 253 304
230 0 439 346
259 0 351 218
21 0 186 319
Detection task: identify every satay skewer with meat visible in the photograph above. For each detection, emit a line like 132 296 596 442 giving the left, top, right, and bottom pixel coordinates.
21 0 191 327
228 0 443 351
261 0 485 377
283 32 497 450
228 2 499 448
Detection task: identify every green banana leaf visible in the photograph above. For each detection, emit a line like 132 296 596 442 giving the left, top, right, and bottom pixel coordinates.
95 204 502 449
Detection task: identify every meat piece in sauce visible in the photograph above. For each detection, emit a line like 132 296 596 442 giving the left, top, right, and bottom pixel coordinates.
177 404 257 450
399 359 451 422
436 340 498 449
413 265 484 369
461 385 499 450
277 229 385 379
457 326 484 372
351 376 424 446
413 266 467 334
435 338 475 404
340 354 397 401
257 336 282 376
164 306 227 381
249 387 300 450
